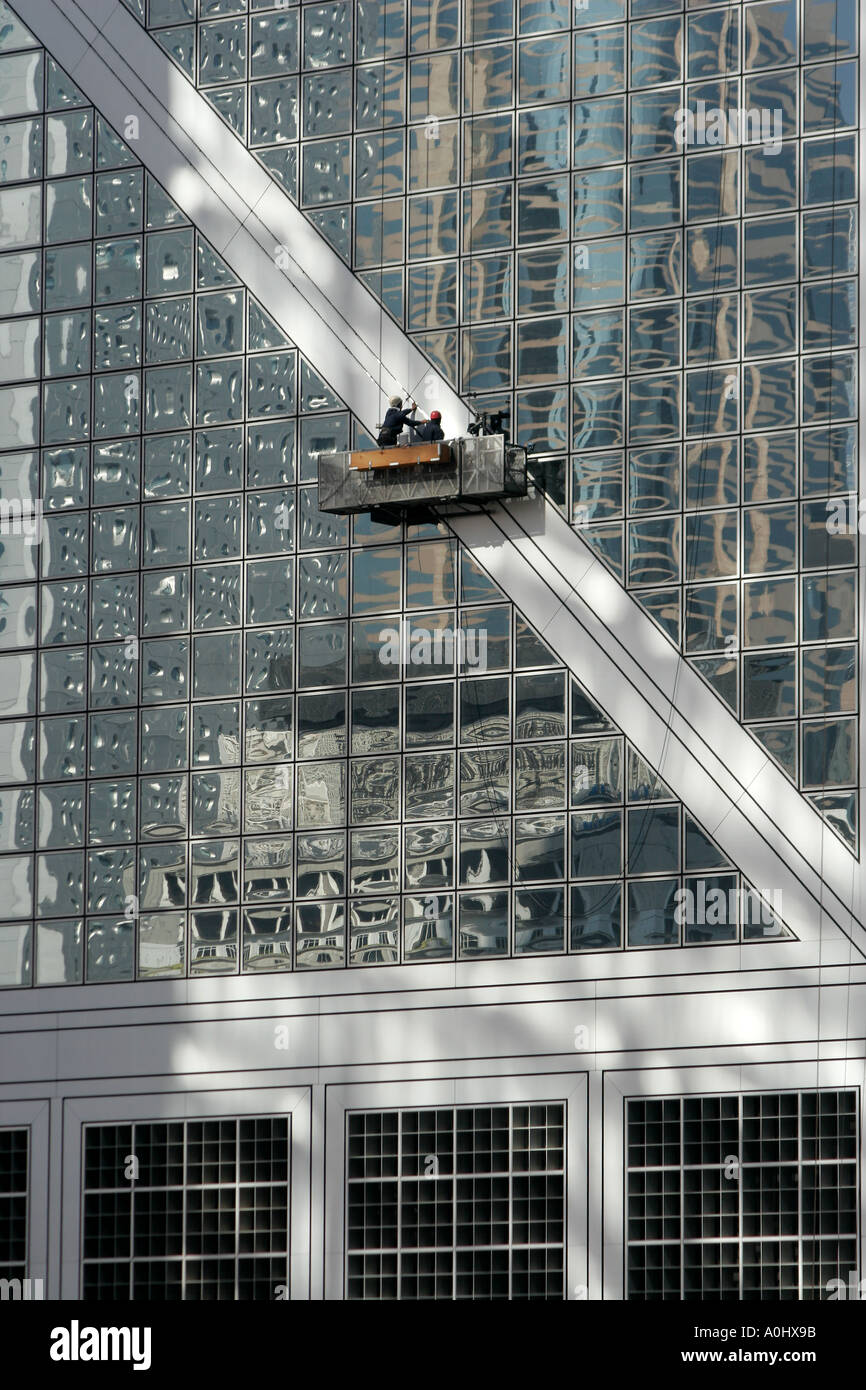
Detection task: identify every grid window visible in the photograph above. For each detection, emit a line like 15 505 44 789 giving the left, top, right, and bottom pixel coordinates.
626 1089 859 1300
0 1127 29 1285
80 1116 290 1299
346 1102 565 1298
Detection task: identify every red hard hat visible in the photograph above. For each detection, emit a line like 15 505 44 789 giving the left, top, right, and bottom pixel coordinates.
430 410 441 419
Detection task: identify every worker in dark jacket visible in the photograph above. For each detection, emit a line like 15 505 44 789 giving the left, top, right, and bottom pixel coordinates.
410 410 445 443
377 396 417 447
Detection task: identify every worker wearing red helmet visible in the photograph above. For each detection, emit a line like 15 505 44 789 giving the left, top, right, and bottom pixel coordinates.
410 409 445 443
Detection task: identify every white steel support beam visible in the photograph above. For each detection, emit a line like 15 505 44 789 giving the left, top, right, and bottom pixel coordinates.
450 497 865 955
12 0 865 956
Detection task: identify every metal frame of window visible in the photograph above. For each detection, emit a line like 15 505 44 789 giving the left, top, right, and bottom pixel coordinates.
323 1070 587 1298
57 1085 310 1299
602 1059 866 1301
0 1098 49 1293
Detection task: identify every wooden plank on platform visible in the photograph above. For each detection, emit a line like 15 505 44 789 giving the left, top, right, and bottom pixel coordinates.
349 443 450 470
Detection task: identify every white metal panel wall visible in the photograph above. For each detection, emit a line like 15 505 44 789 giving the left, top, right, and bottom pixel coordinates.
4 995 864 1298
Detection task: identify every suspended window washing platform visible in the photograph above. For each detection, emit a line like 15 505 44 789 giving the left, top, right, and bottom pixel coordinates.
316 433 529 519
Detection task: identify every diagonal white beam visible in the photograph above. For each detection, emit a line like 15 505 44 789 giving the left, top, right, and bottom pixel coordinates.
12 0 864 951
449 498 865 953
